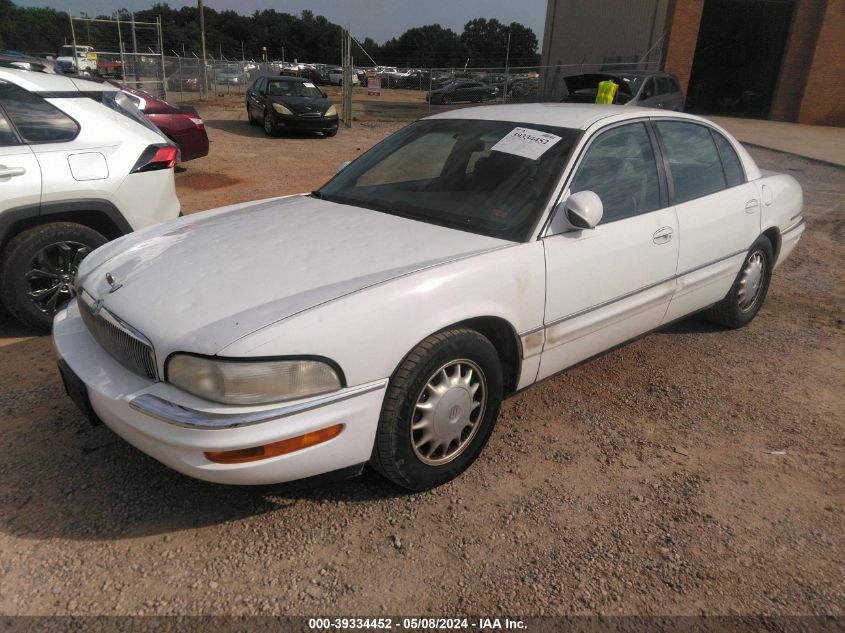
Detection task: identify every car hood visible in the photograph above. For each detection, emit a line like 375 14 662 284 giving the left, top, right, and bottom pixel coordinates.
76 195 509 356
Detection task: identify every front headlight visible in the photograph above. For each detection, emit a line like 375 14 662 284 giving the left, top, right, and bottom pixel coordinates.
166 354 343 405
272 102 293 115
324 104 337 117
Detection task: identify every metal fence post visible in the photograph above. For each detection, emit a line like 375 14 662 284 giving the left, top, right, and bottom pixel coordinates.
69 15 78 75
157 16 166 99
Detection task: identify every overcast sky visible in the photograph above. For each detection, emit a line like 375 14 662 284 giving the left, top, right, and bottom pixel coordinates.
15 0 548 45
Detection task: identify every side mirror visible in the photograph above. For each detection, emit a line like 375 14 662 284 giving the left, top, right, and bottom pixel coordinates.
336 160 351 174
559 191 603 230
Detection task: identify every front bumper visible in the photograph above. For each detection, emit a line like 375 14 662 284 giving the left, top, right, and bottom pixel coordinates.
53 302 387 485
272 113 339 132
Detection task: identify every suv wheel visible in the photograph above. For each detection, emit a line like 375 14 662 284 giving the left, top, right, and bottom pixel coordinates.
0 223 107 332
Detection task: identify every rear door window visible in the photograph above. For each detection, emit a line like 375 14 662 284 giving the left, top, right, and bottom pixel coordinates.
655 121 727 203
712 131 746 187
0 82 79 143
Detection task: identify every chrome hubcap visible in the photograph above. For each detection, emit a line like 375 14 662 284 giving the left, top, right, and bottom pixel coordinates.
737 251 765 312
25 241 90 315
411 359 486 466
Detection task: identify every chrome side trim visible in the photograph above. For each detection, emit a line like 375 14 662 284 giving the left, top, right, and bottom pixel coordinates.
676 248 746 278
545 280 676 350
129 379 389 429
546 276 675 328
519 328 545 359
782 218 805 236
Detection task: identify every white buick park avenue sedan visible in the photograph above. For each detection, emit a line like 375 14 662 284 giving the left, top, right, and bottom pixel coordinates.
53 104 804 490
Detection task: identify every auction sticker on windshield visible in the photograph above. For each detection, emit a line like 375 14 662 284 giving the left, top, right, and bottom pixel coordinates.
303 82 316 88
491 127 562 160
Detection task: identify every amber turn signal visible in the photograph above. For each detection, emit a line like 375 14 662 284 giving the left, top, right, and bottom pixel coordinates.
204 424 344 464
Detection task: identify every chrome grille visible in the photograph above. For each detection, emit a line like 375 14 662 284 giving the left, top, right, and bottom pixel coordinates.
77 290 158 381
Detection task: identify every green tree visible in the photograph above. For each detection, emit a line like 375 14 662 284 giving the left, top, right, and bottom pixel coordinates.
379 24 466 68
461 17 538 67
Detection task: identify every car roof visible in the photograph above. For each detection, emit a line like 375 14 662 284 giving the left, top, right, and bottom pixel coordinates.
0 67 117 92
426 103 704 130
261 75 308 82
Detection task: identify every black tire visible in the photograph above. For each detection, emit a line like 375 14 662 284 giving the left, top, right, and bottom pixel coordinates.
443 94 452 105
705 236 774 329
323 130 337 137
247 107 257 125
370 328 503 490
0 222 107 332
263 111 275 137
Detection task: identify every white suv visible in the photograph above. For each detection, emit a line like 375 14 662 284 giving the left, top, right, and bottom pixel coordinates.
0 68 180 331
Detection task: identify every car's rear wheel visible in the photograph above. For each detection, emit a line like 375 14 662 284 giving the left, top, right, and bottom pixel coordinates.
370 328 502 490
324 130 337 137
0 222 107 332
263 111 275 136
705 236 774 328
443 94 452 105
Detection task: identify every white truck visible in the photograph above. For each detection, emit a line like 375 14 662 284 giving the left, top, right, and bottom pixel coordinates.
56 45 98 76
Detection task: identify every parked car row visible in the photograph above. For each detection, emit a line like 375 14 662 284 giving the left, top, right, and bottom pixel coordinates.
426 79 498 104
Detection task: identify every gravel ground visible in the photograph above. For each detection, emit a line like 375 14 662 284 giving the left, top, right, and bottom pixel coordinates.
0 98 842 616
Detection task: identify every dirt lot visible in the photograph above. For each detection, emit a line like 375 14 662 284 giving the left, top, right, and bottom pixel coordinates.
0 97 842 617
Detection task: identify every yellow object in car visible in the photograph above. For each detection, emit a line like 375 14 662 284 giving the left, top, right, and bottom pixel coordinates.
595 80 618 105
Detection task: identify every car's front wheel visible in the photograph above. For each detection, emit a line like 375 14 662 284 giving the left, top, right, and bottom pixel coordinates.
0 222 107 332
371 328 503 490
705 236 774 328
263 111 275 136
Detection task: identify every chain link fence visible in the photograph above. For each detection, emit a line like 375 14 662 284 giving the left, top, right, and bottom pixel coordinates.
67 15 166 98
155 57 661 128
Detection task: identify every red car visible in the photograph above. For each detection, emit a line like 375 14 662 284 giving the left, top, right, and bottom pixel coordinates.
111 82 209 162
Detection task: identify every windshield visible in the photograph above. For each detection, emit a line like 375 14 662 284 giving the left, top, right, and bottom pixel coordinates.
59 45 89 57
267 80 322 98
317 119 580 241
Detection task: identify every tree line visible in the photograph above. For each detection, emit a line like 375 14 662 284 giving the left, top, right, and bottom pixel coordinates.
0 0 539 68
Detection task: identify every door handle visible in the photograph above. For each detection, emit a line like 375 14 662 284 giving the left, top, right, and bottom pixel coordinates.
652 226 673 244
745 199 760 213
0 166 26 178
